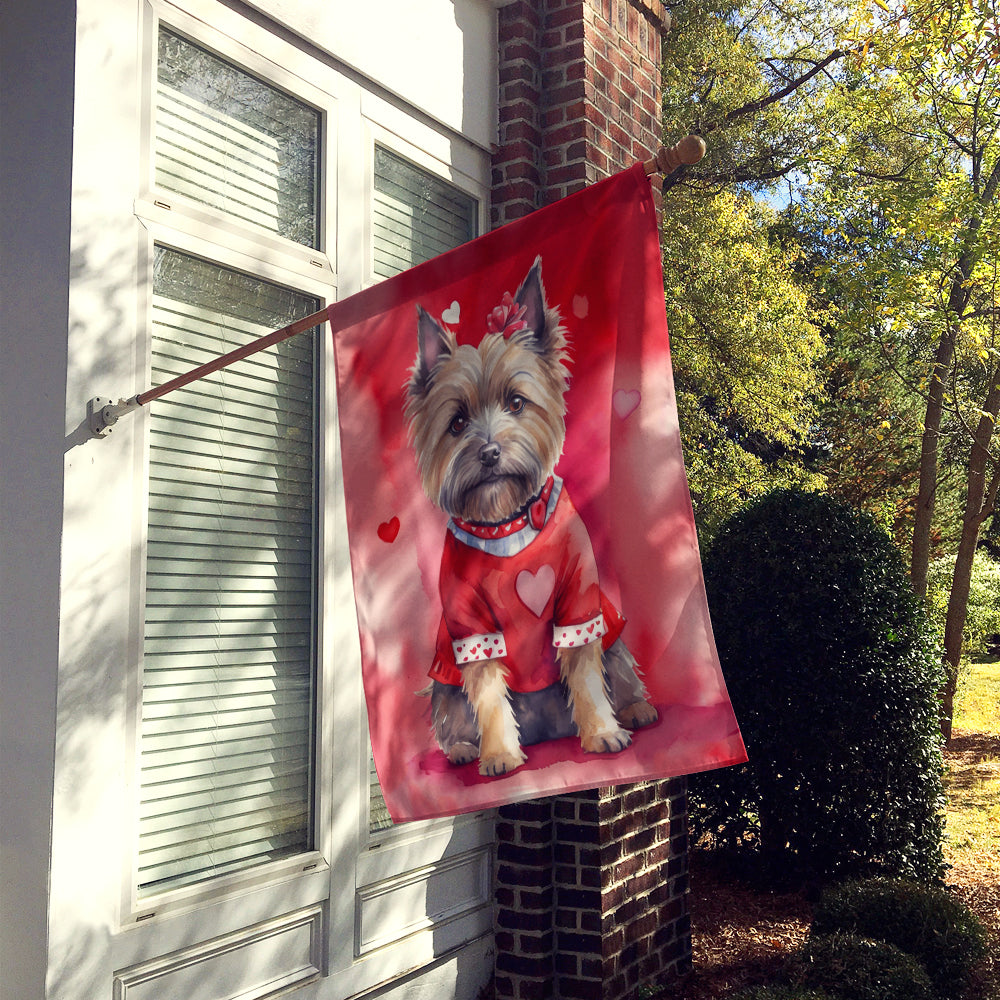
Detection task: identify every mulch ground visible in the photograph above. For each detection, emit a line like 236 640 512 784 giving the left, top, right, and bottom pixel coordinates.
657 734 1000 999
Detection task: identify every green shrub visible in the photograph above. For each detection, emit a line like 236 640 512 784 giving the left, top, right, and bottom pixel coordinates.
793 933 934 1000
811 878 988 999
691 488 946 882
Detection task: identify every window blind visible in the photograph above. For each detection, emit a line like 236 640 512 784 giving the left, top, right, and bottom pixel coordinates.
368 147 477 832
156 28 320 248
138 248 319 895
372 146 477 279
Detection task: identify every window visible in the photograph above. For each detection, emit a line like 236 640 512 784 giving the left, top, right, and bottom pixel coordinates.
367 146 478 834
119 8 494 992
155 28 320 247
372 145 477 278
136 26 323 897
139 248 319 895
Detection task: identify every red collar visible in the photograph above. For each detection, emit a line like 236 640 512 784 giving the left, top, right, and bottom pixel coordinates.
453 477 554 539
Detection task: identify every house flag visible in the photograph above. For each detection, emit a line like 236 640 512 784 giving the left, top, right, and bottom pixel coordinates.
330 163 746 822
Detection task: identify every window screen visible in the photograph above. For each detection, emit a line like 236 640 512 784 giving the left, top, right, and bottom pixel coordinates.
138 247 319 895
368 147 477 833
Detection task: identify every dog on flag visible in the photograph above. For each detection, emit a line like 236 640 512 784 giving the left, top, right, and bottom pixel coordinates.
405 258 657 777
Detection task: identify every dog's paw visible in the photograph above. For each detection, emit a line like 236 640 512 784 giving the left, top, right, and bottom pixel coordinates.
446 741 479 765
479 748 526 777
619 700 658 730
581 727 632 753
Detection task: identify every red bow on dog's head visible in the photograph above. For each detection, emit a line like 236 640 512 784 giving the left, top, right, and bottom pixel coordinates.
486 292 528 338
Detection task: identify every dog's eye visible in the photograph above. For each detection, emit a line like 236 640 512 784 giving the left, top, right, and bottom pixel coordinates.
508 395 526 415
448 413 467 436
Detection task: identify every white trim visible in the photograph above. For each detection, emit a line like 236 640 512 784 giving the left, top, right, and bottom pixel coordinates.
51 0 498 995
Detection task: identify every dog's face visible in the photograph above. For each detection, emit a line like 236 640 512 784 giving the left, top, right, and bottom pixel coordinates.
405 259 570 524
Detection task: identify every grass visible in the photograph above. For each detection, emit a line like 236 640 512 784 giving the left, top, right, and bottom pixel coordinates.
945 659 1000 867
955 658 1000 734
941 658 1000 1000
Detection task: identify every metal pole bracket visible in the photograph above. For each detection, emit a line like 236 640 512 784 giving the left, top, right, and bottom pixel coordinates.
88 396 140 438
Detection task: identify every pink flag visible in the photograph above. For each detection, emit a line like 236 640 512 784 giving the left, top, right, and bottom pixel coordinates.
330 164 746 822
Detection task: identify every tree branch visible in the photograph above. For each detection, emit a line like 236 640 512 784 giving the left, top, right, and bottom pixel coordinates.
701 49 848 134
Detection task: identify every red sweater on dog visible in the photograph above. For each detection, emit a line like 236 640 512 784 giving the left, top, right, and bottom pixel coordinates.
429 480 625 693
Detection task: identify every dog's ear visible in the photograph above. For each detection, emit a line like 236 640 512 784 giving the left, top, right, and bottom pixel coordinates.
409 306 453 397
514 258 545 336
513 257 560 356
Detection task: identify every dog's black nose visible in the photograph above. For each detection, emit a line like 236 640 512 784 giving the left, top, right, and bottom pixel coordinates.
479 442 501 467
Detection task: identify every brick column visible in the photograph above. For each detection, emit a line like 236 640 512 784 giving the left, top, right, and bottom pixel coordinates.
492 0 667 226
491 4 691 999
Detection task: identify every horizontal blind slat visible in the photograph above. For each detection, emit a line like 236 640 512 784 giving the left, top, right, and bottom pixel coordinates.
140 241 316 896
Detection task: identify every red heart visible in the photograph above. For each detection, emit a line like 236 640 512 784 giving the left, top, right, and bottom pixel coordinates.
377 516 400 543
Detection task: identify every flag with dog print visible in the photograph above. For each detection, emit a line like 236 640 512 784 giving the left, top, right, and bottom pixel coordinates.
329 163 746 823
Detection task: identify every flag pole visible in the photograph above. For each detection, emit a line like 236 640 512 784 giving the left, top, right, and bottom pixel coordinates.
87 308 331 437
87 136 705 438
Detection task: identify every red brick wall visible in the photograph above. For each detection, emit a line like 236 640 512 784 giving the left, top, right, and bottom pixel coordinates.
494 781 691 1000
492 0 667 226
490 4 691 998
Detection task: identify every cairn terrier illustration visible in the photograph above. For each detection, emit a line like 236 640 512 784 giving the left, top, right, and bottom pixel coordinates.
405 258 657 777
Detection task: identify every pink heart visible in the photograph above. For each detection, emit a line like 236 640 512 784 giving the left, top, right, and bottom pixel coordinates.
377 516 400 543
515 565 556 617
613 388 641 419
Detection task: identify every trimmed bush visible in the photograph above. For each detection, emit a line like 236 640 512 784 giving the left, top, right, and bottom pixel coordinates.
812 878 988 999
691 489 946 882
793 933 934 1000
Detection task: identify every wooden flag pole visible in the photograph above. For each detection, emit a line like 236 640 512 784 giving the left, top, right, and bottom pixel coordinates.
87 139 705 437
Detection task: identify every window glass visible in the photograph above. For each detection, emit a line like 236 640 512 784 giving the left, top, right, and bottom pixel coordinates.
156 27 320 248
368 147 478 833
138 246 318 895
372 146 477 278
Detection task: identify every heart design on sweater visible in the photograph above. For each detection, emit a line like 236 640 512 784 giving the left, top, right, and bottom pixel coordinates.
515 565 556 617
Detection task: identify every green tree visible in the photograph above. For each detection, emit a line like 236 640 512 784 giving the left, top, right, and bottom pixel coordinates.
660 2 998 739
662 0 853 195
659 1 845 537
662 189 825 538
802 0 1000 736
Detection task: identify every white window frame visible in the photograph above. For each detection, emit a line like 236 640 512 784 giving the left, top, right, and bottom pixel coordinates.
123 1 339 929
111 0 495 992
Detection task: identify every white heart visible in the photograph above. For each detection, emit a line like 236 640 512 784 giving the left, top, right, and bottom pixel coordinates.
613 388 641 419
515 565 556 618
442 301 460 324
